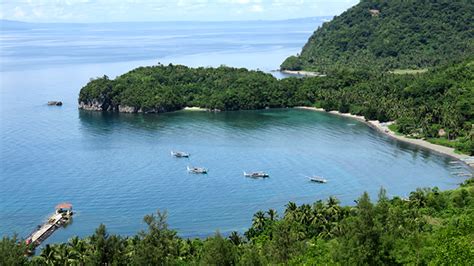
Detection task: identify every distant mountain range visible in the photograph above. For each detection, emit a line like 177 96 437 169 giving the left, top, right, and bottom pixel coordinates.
0 16 332 30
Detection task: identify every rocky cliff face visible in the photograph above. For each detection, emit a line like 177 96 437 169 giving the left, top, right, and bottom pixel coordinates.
79 100 172 113
78 100 114 111
118 105 138 113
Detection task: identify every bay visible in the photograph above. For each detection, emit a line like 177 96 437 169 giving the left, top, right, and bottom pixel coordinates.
0 18 470 246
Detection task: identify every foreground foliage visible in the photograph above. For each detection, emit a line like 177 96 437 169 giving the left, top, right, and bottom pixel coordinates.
2 178 473 264
79 60 474 154
281 0 474 72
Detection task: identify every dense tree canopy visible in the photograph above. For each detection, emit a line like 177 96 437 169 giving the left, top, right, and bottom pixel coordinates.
281 0 474 72
79 61 473 154
79 64 281 113
2 178 473 264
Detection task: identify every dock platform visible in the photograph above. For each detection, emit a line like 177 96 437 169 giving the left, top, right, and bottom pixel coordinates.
25 203 73 250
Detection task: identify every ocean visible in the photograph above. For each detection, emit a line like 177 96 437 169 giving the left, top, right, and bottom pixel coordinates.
0 18 470 246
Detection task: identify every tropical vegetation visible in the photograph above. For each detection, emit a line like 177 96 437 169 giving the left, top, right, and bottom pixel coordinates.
281 0 474 73
79 60 473 155
2 178 473 264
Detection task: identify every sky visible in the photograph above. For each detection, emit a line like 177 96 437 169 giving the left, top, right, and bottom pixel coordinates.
0 0 359 23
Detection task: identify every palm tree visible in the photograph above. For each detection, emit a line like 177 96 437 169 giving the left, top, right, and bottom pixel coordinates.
252 211 266 231
40 244 56 265
285 202 298 221
298 204 312 225
326 196 341 221
228 231 242 246
409 188 427 208
68 236 88 264
310 201 327 232
327 196 340 208
53 243 72 264
266 209 278 221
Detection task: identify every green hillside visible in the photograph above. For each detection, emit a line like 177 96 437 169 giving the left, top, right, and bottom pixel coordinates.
281 0 474 72
79 60 473 155
3 179 474 264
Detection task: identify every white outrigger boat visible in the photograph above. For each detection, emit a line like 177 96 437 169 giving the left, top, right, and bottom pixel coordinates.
171 151 190 158
244 171 269 178
187 166 207 174
452 171 472 177
308 176 327 183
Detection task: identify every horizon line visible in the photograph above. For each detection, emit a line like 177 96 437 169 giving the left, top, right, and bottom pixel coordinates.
1 16 333 25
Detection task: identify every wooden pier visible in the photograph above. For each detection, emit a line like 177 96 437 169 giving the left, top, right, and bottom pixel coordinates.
25 203 73 250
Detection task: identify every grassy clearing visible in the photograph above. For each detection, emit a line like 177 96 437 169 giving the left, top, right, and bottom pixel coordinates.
387 123 404 136
390 69 428 75
426 138 471 155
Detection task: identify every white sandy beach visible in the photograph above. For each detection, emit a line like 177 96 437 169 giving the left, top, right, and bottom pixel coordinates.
182 106 209 111
296 106 473 168
281 70 326 77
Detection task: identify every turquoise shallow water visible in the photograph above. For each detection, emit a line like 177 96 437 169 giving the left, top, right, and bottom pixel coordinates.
0 20 471 246
0 107 470 244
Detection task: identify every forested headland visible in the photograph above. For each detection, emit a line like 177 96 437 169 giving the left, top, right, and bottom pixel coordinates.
78 0 474 155
2 178 473 264
280 0 474 73
79 61 473 155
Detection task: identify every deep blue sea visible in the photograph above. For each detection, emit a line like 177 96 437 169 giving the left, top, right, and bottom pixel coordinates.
0 18 471 246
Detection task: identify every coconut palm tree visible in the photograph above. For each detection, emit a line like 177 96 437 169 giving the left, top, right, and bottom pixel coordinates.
68 236 88 264
252 211 267 231
409 188 428 208
284 202 298 221
40 244 56 265
228 231 242 246
266 209 278 221
53 243 72 264
326 196 341 221
298 204 312 226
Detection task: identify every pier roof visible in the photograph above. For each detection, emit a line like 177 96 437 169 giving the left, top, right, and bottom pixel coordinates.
56 203 72 209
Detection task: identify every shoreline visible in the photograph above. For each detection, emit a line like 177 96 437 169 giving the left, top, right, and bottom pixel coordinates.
182 106 209 112
280 70 326 77
295 106 473 168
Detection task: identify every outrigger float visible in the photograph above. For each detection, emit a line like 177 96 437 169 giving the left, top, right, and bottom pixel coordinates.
25 203 73 251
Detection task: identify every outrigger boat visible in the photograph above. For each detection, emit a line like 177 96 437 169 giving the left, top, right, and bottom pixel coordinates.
187 166 207 174
244 171 269 178
452 171 472 177
308 176 327 183
171 151 190 158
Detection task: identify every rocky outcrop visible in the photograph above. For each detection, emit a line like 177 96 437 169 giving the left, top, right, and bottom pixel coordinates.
48 101 63 106
79 100 115 111
79 100 176 114
118 105 139 113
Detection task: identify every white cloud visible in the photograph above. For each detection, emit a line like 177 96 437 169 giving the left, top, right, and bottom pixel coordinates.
249 4 263 12
13 6 26 18
0 0 359 22
230 0 251 4
32 7 44 18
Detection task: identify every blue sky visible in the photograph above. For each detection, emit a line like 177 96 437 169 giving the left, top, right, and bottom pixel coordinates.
0 0 359 23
